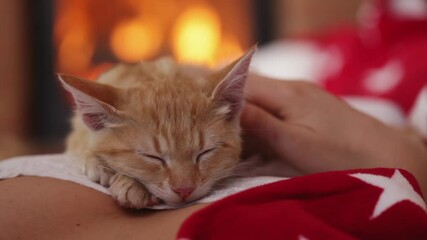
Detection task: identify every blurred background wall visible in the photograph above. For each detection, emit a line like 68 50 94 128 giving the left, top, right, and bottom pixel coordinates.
0 0 363 159
0 0 31 158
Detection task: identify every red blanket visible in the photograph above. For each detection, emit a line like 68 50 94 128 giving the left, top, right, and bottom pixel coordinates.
177 168 427 239
316 0 427 114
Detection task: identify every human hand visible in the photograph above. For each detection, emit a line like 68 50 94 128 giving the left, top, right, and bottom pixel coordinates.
241 74 427 196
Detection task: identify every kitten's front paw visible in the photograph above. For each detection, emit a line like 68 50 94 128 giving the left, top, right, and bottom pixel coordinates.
109 174 160 209
83 157 114 186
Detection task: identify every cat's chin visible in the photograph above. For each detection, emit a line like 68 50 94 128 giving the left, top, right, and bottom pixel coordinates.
164 200 198 208
162 195 205 207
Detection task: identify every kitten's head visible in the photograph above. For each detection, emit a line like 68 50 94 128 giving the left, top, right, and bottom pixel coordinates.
60 48 255 206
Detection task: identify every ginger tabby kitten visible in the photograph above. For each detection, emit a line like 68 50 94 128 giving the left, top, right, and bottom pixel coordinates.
59 48 255 209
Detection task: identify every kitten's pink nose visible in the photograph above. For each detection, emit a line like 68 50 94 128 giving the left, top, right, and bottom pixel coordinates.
172 187 195 200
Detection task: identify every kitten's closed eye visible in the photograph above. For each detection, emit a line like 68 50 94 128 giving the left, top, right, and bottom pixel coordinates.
196 147 216 163
137 148 216 165
136 151 166 165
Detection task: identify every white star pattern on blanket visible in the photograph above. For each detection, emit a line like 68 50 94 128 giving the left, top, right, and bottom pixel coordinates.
350 170 426 219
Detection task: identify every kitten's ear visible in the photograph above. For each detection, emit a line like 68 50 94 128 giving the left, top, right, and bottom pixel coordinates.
210 46 256 120
58 74 124 131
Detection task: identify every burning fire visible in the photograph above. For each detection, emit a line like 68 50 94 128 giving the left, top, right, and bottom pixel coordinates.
55 1 95 74
110 18 163 62
172 5 222 66
57 27 94 74
55 1 244 74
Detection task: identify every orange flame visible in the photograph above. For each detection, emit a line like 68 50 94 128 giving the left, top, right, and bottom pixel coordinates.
110 18 162 62
57 28 94 74
172 5 221 66
55 1 94 74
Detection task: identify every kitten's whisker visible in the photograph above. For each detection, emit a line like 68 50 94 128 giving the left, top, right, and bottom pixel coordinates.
233 161 259 177
98 165 116 173
97 164 150 186
207 160 257 190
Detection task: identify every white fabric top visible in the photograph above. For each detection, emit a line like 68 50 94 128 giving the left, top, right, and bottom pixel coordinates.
0 154 286 209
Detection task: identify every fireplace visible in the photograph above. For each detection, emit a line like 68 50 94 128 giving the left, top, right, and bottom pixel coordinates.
0 0 272 158
53 0 255 77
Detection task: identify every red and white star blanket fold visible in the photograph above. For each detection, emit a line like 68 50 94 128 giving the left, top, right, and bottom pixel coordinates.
177 168 427 240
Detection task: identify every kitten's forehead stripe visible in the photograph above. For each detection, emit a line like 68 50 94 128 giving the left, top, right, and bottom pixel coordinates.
198 130 205 150
152 107 160 134
158 131 170 154
152 135 161 154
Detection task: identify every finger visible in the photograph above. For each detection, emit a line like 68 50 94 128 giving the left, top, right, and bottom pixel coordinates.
245 75 303 120
240 102 287 149
245 74 284 108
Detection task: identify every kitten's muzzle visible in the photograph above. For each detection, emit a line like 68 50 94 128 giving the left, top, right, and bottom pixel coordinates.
172 187 195 200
